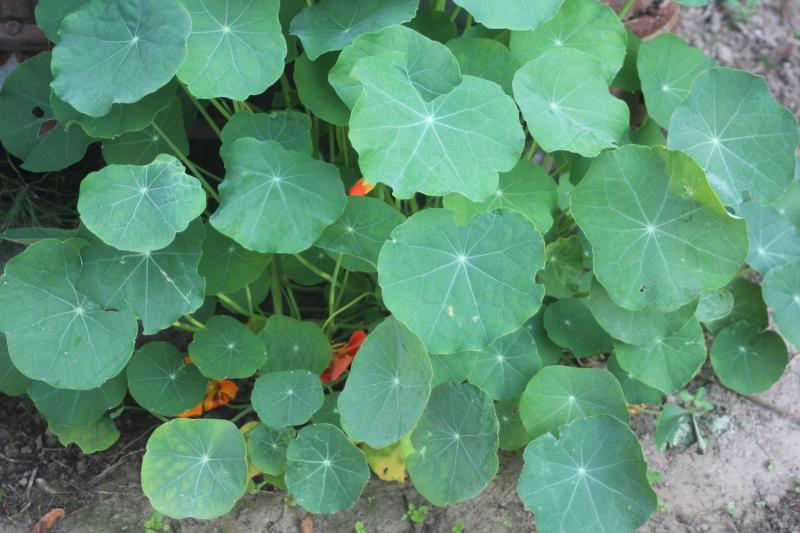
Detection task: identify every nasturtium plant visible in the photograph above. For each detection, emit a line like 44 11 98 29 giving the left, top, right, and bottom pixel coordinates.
1 0 799 529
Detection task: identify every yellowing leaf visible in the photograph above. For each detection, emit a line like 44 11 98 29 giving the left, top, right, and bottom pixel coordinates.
362 438 409 482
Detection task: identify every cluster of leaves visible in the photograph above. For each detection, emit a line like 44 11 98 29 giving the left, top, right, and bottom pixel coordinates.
0 0 798 531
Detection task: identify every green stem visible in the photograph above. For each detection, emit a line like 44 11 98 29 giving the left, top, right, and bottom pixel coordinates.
216 292 249 316
244 284 255 318
172 321 199 332
434 0 446 11
465 13 473 27
151 123 220 202
321 293 371 331
209 98 232 120
182 85 222 138
230 407 254 424
284 285 302 319
335 270 350 309
304 0 313 6
279 74 294 109
270 260 284 316
449 6 461 20
328 124 336 162
184 315 205 329
152 413 169 423
619 0 636 19
523 140 538 160
292 254 343 288
327 254 343 333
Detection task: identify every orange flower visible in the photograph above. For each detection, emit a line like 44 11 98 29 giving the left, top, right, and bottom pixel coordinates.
178 379 239 418
321 330 367 384
348 178 375 196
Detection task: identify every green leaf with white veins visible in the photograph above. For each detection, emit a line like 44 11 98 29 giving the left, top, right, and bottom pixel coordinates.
289 0 419 60
78 221 205 334
349 53 524 201
199 225 271 295
446 36 519 96
246 423 293 476
0 239 137 390
509 0 627 82
695 288 734 323
667 67 800 206
711 321 788 395
468 326 541 401
513 48 629 157
178 0 285 100
738 202 800 275
252 370 324 428
258 316 332 374
762 261 800 348
28 371 127 428
518 416 657 533
51 0 191 117
636 33 715 128
78 154 205 253
339 317 432 448
220 110 312 154
378 209 545 354
188 315 267 379
571 145 748 312
543 298 613 357
452 0 563 30
211 139 346 253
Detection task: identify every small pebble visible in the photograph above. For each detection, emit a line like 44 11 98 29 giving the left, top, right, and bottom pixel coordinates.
765 493 781 508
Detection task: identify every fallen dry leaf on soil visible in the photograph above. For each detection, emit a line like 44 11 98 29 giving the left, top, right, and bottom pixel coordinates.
31 508 65 533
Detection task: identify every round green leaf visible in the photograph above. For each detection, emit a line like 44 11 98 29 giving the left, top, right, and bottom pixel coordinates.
252 370 324 428
289 0 419 60
78 221 206 335
50 415 120 454
329 24 461 109
178 0 285 99
540 236 591 298
637 33 714 128
189 315 267 379
311 391 342 427
349 53 524 201
294 52 350 125
0 239 137 390
711 321 788 395
607 354 663 405
35 0 90 42
495 398 529 451
614 318 707 394
285 424 370 514
258 315 332 374
429 351 479 387
667 67 799 206
571 145 748 312
78 154 205 253
126 342 207 417
453 0 562 30
519 366 629 439
199 225 271 295
220 110 312 154
772 180 800 227
739 202 800 274
518 415 657 533
509 0 626 82
468 326 541 400
211 138 346 253
446 36 517 95
523 311 563 367
543 298 613 357
51 0 190 117
339 317 432 448
142 418 248 519
762 260 800 347
0 334 31 396
513 48 629 157
246 423 294 476
705 278 768 333
588 278 697 345
406 383 499 505
378 209 545 354
443 159 557 234
28 371 127 428
316 196 406 272
0 52 92 172
695 288 734 323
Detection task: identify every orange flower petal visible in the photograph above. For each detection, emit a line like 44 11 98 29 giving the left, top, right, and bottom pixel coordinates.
348 178 375 196
321 330 367 383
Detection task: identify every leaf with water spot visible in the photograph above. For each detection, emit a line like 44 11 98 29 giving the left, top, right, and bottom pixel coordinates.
198 225 271 295
710 321 787 395
705 278 768 333
543 298 613 358
189 315 267 379
220 110 312 154
252 370 324 428
28 371 127 428
468 326 541 400
739 202 800 275
694 288 734 324
762 260 800 348
258 316 332 374
453 0 563 30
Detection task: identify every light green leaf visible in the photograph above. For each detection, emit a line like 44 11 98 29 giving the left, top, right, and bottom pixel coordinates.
667 67 800 206
453 0 563 30
539 236 591 298
142 418 248 519
316 196 406 272
637 33 714 128
339 317 431 448
35 0 90 41
78 221 206 335
28 371 127 428
772 180 800 227
509 0 627 82
406 383 499 505
211 138 346 253
589 278 697 345
189 315 267 379
329 24 460 109
246 423 294 476
290 0 419 60
285 424 370 513
571 145 748 312
429 351 479 387
0 52 92 172
739 202 800 274
126 342 207 417
280 0 305 62
468 326 541 400
311 391 342 427
615 318 707 394
258 316 332 374
607 354 663 405
518 415 656 533
294 52 351 125
0 334 31 396
378 209 545 354
695 288 734 323
444 160 557 234
199 225 271 295
706 278 768 333
523 311 563 367
446 36 518 95
252 370 324 428
495 398 529 451
51 0 191 117
220 110 312 154
762 260 800 347
349 54 524 201
711 321 788 395
0 239 137 390
50 415 120 454
519 366 629 439
178 0 285 99
611 30 640 92
513 48 629 157
543 298 613 358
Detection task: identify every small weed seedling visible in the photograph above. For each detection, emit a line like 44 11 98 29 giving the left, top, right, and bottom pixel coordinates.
143 512 170 533
402 502 429 524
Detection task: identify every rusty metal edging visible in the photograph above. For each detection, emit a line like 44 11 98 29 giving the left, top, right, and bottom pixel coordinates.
0 0 50 52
